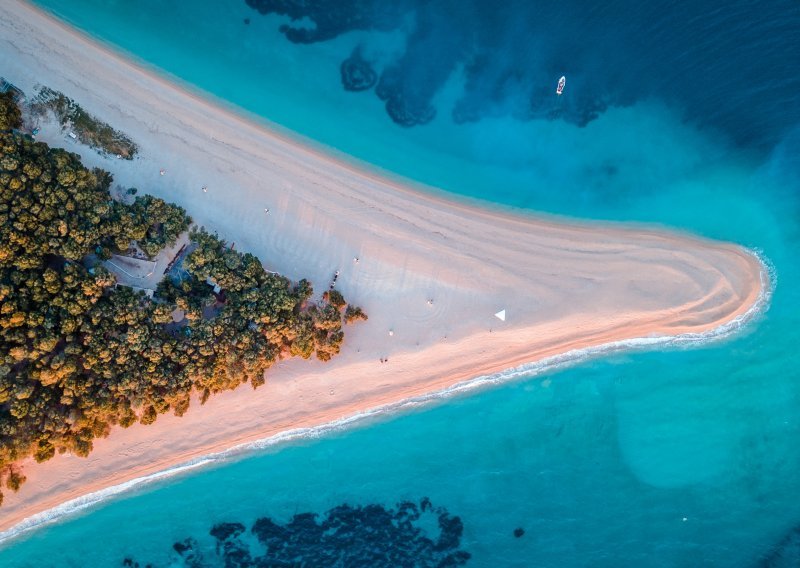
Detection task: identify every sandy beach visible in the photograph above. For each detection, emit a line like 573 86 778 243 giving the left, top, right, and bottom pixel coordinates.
0 0 768 538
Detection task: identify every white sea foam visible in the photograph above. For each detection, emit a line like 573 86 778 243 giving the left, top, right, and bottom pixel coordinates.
0 248 774 547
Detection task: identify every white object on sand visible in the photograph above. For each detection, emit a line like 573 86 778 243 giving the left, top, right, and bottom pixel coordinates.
494 309 506 321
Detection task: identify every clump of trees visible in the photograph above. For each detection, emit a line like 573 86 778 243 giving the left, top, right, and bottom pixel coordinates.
0 96 365 505
345 305 368 324
0 92 21 132
105 194 190 258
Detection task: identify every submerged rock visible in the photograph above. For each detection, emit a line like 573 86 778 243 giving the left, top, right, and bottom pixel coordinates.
210 522 246 543
243 0 620 130
245 0 409 44
341 49 378 92
126 498 470 567
172 538 203 568
376 67 436 127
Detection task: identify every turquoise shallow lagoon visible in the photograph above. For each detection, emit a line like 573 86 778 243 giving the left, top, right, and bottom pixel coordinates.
2 0 800 566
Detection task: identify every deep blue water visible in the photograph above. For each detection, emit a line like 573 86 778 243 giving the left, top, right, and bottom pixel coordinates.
1 1 800 566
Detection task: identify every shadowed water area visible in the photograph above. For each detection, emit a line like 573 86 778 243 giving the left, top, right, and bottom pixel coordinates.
247 0 799 146
1 0 799 566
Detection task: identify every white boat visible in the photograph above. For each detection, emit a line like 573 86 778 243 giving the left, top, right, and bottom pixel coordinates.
556 76 566 95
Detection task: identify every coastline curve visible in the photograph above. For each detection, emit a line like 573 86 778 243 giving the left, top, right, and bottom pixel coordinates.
0 248 773 546
0 0 772 545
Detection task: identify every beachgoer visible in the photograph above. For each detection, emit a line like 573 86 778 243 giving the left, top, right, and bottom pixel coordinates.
160 169 166 176
202 186 208 193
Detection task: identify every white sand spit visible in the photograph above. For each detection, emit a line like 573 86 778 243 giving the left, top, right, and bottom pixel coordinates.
0 0 767 537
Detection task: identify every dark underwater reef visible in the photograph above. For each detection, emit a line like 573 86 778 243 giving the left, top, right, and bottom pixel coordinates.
245 0 800 147
245 0 610 128
760 525 800 568
122 498 471 567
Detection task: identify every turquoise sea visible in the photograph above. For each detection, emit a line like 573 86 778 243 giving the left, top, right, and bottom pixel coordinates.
2 1 800 565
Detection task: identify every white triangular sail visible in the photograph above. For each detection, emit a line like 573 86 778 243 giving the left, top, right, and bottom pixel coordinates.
494 309 506 321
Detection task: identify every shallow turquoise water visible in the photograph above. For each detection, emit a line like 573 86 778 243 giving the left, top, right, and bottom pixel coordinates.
2 1 800 566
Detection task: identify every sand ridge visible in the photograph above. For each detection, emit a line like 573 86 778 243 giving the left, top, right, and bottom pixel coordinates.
0 0 767 538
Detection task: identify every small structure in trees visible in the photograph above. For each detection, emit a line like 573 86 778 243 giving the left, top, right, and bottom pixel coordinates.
205 276 222 294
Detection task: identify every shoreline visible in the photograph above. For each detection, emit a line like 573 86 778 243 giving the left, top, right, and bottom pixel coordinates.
9 0 584 227
0 261 774 544
0 0 770 542
10 0 706 238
